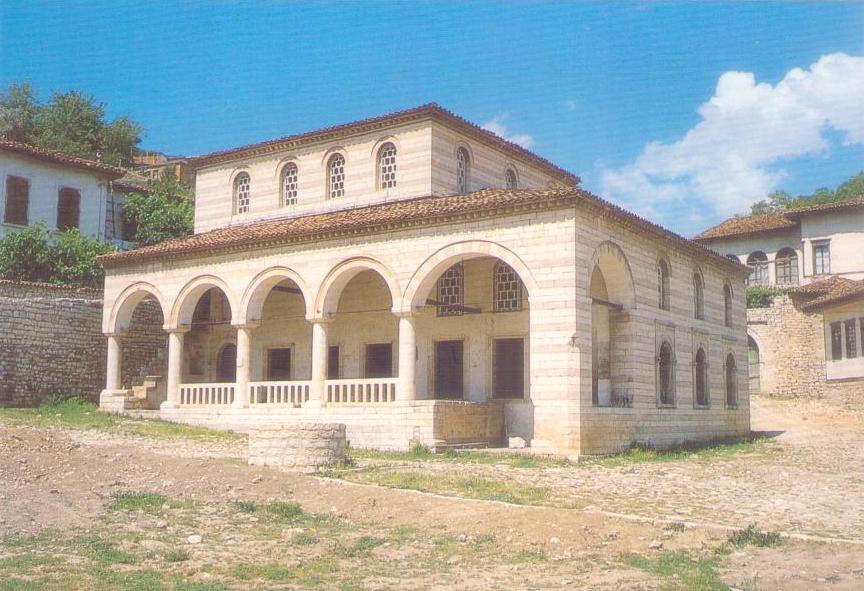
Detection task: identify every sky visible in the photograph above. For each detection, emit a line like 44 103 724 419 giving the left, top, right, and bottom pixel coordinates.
1 1 863 236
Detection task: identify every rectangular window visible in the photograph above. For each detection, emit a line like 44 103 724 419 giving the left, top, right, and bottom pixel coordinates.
4 176 29 225
57 188 81 231
434 340 464 400
494 338 525 399
365 343 393 378
830 322 843 361
845 319 858 359
327 345 340 379
813 242 831 275
266 348 292 381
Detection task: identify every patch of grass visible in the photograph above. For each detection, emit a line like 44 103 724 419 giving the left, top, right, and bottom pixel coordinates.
75 536 139 565
232 563 295 583
588 436 777 467
512 549 548 563
338 535 387 558
173 583 230 591
163 548 190 562
0 553 64 573
264 501 305 523
391 525 418 545
0 397 242 442
727 524 782 548
622 550 727 591
292 532 319 545
231 500 259 514
88 566 165 591
349 447 575 469
108 491 169 514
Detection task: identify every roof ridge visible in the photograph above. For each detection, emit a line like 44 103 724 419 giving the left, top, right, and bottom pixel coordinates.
0 138 127 178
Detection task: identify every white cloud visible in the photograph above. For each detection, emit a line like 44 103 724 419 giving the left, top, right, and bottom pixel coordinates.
482 115 535 149
601 52 864 227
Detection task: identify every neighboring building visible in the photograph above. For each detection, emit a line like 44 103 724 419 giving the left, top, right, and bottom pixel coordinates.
98 104 749 456
132 151 194 186
695 200 864 398
0 140 126 240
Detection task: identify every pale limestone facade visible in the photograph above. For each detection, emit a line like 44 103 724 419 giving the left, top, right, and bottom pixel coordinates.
99 105 749 456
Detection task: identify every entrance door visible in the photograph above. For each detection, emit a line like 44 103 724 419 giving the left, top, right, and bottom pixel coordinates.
494 338 524 399
217 344 237 381
435 340 464 399
267 348 291 381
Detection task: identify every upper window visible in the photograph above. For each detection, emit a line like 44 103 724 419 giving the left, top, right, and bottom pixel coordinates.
377 143 397 190
281 163 298 207
493 260 523 312
4 175 29 226
723 282 734 327
56 188 81 231
657 259 670 310
813 241 830 275
830 321 843 361
775 247 799 286
694 347 709 407
746 251 769 286
844 319 857 358
436 263 464 317
505 168 517 190
693 272 704 320
233 172 251 214
327 154 345 199
725 353 738 407
456 147 470 193
658 340 675 406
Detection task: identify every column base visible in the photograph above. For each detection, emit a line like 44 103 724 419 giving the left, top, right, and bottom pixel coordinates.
304 399 324 410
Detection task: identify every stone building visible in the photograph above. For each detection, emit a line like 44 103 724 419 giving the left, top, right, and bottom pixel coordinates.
98 104 750 455
695 199 864 397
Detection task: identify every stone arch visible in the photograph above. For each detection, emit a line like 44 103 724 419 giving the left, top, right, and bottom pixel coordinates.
240 267 311 324
108 282 168 334
401 241 538 313
369 135 402 159
588 241 636 309
169 275 238 328
314 257 401 319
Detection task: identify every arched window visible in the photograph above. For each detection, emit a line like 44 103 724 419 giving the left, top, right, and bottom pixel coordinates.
746 251 768 286
657 259 670 310
693 272 704 320
725 353 738 407
233 172 251 214
723 283 733 327
694 347 708 407
456 147 470 193
436 263 464 316
327 153 345 199
505 168 517 190
217 343 237 382
658 341 675 405
726 254 740 263
281 163 298 207
493 260 523 312
377 143 397 190
775 248 799 286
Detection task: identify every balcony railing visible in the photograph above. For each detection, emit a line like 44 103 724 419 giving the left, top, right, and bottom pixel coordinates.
179 383 235 405
249 381 311 406
326 378 397 403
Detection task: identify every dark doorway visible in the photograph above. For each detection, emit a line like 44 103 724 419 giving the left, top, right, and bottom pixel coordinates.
267 348 291 380
365 343 393 378
494 338 524 399
327 345 341 379
435 340 464 399
217 344 237 381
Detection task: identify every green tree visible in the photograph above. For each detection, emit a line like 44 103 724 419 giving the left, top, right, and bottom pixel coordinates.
0 82 39 142
835 172 864 200
33 91 105 160
52 229 116 288
0 224 53 283
749 172 864 215
122 165 194 246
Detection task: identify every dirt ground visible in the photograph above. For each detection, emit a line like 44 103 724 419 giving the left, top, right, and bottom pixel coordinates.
1 395 863 590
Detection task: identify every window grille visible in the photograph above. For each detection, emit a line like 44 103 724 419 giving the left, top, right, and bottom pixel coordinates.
328 154 345 199
378 143 397 189
505 168 517 189
436 263 464 316
234 172 251 214
830 321 842 360
494 261 523 312
456 148 470 193
775 248 799 285
845 319 857 358
813 242 831 275
747 251 768 286
281 163 298 206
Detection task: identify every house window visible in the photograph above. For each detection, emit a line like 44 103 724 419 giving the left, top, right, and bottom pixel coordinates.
813 241 830 275
456 147 470 193
693 272 704 320
505 168 517 190
845 319 857 359
493 261 522 312
830 321 842 361
281 163 298 206
436 263 464 316
658 340 675 405
657 259 670 311
327 345 340 379
725 353 738 407
365 343 393 378
377 143 397 190
694 347 708 407
724 283 733 327
57 188 81 231
233 172 251 214
494 338 525 399
327 153 345 199
4 175 29 225
775 248 799 286
267 348 292 381
746 251 769 286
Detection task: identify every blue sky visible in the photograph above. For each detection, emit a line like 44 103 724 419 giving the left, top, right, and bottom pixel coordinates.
1 1 862 236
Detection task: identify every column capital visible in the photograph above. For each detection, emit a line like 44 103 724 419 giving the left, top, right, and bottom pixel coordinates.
393 309 418 319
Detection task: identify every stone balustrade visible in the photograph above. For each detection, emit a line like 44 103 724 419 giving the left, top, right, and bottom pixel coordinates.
326 378 397 403
249 381 310 405
179 383 235 405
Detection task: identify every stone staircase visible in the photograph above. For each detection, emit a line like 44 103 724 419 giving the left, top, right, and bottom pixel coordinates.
122 375 166 410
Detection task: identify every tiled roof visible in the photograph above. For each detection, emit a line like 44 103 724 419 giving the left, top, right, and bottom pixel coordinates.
784 195 864 217
0 139 126 179
793 276 864 311
98 187 747 275
112 172 151 194
186 103 579 185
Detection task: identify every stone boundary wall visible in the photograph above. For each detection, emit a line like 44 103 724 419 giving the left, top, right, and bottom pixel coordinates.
120 299 167 388
0 281 165 407
248 423 346 472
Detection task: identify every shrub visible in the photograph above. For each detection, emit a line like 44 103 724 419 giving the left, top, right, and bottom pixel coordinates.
727 524 782 547
746 285 785 308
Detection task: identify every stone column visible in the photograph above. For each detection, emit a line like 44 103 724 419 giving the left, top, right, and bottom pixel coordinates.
233 323 257 408
105 333 123 391
309 319 332 407
397 313 417 401
163 327 188 408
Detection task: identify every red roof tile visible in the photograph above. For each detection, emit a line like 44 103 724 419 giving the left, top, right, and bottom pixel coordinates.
0 139 127 179
693 212 797 241
795 276 864 311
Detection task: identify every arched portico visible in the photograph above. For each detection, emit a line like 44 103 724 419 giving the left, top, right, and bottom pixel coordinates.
107 282 168 334
314 257 402 319
240 266 312 324
170 275 238 329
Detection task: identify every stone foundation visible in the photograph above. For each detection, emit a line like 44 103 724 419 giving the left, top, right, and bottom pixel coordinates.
248 423 346 472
